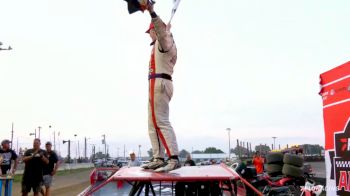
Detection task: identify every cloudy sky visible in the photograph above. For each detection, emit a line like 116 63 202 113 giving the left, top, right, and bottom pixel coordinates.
0 0 349 158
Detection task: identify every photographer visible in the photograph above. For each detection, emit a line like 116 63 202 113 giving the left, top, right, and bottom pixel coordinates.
21 139 49 196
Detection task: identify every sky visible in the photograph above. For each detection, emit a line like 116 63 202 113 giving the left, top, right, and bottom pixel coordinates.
0 0 349 158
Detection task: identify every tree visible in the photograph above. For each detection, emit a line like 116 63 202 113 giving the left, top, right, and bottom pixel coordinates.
302 144 324 155
94 151 108 159
203 147 224 154
192 150 203 154
232 146 249 157
147 148 153 158
255 144 271 155
179 149 190 158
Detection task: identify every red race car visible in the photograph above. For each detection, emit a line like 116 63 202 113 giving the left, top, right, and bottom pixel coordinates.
79 164 262 196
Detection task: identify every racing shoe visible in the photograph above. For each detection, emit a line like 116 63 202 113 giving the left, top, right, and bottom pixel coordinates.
141 157 166 170
154 158 181 173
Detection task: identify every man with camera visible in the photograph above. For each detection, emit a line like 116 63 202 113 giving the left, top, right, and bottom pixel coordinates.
21 139 49 196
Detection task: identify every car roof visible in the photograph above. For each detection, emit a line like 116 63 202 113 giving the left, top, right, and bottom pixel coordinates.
109 164 240 182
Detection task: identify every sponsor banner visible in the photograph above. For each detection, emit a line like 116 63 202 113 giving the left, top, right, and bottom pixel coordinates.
320 61 350 195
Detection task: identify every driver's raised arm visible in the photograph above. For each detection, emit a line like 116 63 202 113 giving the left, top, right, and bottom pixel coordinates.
147 5 174 52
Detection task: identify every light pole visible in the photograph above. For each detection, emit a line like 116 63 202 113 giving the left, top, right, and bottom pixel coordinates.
226 128 231 160
78 140 80 159
16 137 19 153
38 126 42 140
29 133 35 138
138 145 142 161
84 137 91 160
11 123 14 149
272 137 277 150
30 129 37 139
89 144 96 161
49 125 56 151
102 134 107 161
63 140 71 163
0 42 12 51
74 134 78 162
57 131 61 156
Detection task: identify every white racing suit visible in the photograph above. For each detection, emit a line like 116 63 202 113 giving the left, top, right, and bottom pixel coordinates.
148 16 179 159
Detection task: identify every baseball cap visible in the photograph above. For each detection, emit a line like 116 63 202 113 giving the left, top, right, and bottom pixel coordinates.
145 22 154 33
129 151 135 155
1 139 11 145
46 141 52 145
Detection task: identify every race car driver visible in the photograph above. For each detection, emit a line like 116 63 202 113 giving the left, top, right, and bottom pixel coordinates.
141 3 180 172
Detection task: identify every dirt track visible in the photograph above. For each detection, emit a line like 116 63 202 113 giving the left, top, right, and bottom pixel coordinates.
52 181 90 196
12 169 92 196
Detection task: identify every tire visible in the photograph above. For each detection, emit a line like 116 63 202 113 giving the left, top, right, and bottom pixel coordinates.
266 153 284 164
282 164 303 177
283 154 303 167
266 164 283 174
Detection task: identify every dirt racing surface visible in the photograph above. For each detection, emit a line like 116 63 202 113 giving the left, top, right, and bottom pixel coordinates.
12 169 92 196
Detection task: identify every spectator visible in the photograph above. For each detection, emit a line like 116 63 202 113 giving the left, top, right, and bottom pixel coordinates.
210 159 217 165
127 151 141 167
22 139 49 196
252 151 264 174
235 160 247 176
116 162 123 169
41 142 59 196
0 139 18 175
184 154 195 166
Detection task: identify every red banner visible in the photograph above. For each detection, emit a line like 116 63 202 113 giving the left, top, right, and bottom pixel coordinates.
320 61 350 195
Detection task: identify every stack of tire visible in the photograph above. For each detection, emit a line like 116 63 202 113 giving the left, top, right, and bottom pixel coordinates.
282 153 304 177
266 152 284 176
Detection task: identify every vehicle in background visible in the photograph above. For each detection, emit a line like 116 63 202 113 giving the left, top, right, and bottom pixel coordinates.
303 163 315 178
105 160 114 167
114 159 128 167
93 159 103 167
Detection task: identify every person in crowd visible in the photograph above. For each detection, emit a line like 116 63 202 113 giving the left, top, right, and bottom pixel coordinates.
0 139 18 175
22 139 49 196
210 159 217 165
184 154 195 166
252 151 264 174
41 142 59 196
128 151 141 167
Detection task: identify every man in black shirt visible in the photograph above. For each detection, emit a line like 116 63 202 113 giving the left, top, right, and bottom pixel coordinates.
184 154 196 166
0 139 18 175
41 142 59 196
22 138 49 196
